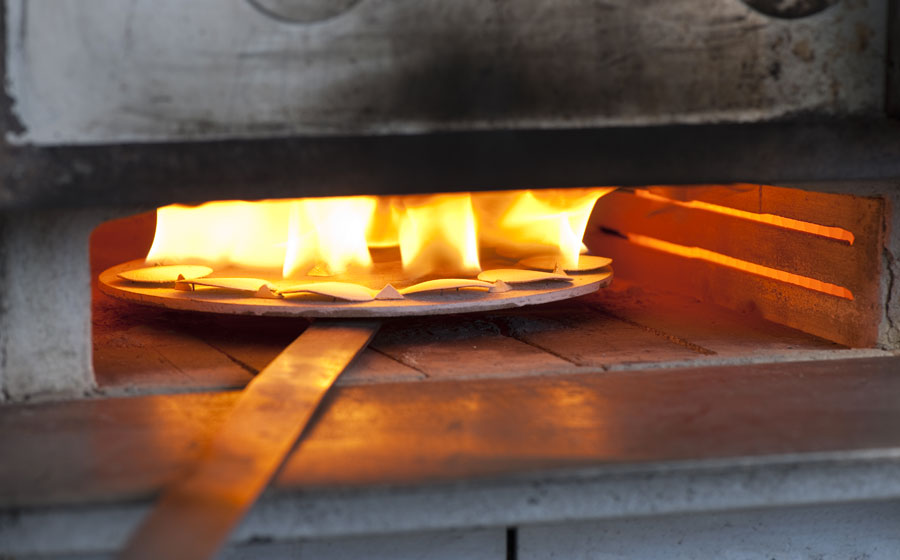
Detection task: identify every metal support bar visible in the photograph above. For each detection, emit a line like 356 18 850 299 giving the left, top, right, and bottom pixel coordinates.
120 319 382 560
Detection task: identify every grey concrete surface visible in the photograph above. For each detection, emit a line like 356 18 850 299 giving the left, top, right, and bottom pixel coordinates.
519 501 900 559
4 0 887 145
3 450 900 557
0 208 103 399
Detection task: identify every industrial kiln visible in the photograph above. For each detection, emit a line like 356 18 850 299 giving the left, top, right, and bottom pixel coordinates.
2 0 900 558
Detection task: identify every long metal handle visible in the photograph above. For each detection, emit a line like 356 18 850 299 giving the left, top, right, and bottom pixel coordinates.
120 319 382 560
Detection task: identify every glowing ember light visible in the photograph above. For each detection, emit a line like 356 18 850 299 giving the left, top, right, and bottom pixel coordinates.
146 200 292 269
633 189 855 245
398 193 481 277
475 188 616 268
366 196 403 248
146 189 611 280
283 197 376 277
627 233 854 300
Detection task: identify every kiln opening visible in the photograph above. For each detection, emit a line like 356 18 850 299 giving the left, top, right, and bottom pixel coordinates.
88 183 889 397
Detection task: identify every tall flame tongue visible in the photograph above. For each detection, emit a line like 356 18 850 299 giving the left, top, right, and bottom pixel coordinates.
398 193 481 277
145 188 612 280
366 197 403 249
283 196 376 277
475 188 615 268
146 200 291 269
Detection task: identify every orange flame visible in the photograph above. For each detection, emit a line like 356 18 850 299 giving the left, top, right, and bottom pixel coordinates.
475 188 616 267
366 196 403 249
146 200 291 269
283 197 376 277
147 189 611 279
398 193 480 277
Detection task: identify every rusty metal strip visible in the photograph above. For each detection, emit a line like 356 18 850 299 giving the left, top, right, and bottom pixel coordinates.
119 319 381 560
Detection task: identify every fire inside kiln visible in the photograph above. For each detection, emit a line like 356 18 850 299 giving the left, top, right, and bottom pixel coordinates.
100 188 618 315
97 183 884 345
145 188 615 279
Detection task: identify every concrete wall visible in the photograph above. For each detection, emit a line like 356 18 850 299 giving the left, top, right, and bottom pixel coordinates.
5 501 900 559
519 501 900 560
5 0 887 146
0 209 102 400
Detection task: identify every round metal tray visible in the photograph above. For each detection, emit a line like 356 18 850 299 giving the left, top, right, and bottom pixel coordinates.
99 260 613 318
